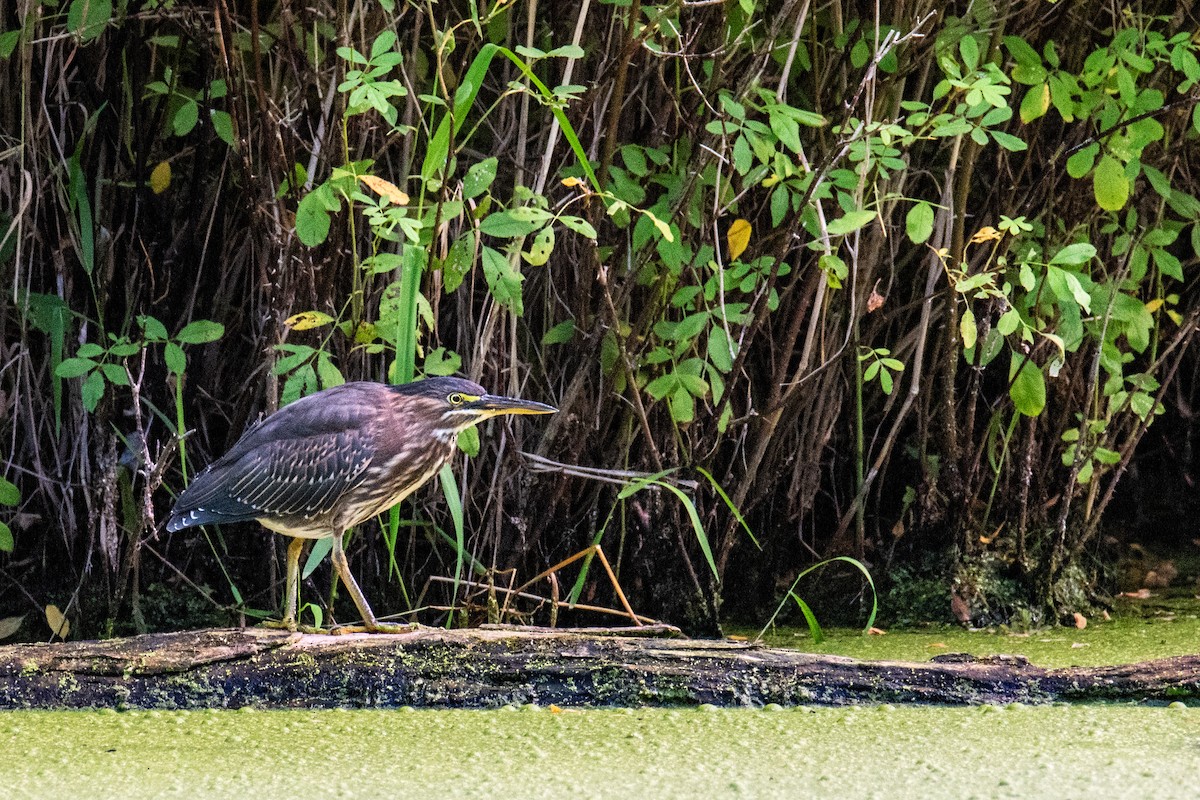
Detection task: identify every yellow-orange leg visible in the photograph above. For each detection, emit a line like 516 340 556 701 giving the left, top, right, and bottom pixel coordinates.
261 537 306 632
515 545 645 626
328 531 417 635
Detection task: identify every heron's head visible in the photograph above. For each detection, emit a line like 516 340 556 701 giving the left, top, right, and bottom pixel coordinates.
394 376 557 438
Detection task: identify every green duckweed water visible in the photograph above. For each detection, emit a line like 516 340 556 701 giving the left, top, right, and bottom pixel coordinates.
6 602 1198 798
746 595 1200 668
2 705 1198 799
749 616 1200 668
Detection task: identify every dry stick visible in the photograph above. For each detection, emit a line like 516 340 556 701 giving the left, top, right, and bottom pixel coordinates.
509 545 645 626
426 576 656 624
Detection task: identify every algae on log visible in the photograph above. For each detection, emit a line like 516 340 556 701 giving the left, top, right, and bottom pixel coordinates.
1 626 1198 709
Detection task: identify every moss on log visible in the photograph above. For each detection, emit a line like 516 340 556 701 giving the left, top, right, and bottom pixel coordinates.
1 626 1197 709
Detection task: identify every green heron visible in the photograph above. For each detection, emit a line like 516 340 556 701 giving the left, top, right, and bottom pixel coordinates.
167 377 555 633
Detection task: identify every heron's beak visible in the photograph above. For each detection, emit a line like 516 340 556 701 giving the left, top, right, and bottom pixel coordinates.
474 395 558 417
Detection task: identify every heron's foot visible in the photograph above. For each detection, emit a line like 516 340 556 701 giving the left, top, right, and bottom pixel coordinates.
331 621 421 635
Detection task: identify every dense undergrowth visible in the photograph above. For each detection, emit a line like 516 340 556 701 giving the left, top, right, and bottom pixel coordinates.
2 1 1200 640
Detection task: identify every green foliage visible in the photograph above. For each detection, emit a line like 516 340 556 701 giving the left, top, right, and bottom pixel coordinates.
859 348 905 396
0 477 19 553
54 316 224 413
8 1 1200 635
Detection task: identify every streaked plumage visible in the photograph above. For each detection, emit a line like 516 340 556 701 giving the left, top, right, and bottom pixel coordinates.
168 377 556 632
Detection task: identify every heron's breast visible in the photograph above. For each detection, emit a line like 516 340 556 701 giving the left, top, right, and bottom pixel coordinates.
337 439 457 529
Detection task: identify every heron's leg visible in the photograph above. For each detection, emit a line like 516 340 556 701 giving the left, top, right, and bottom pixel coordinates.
283 537 305 630
329 531 416 635
262 537 306 631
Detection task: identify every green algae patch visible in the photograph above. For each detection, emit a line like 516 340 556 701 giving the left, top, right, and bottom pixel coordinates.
746 606 1200 669
2 705 1198 799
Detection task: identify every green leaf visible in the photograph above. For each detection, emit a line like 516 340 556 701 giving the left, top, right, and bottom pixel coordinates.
979 328 1004 367
1019 83 1050 123
1152 247 1183 282
210 110 236 147
788 592 825 644
175 320 225 344
523 226 555 266
164 342 186 375
302 537 332 579
826 209 875 236
0 522 11 553
173 100 199 137
0 477 19 506
645 374 677 401
990 130 1027 152
67 0 112 43
139 315 168 341
296 187 336 247
1004 36 1046 83
1093 154 1129 211
559 215 597 239
1048 243 1096 266
423 346 461 376
1066 144 1098 179
960 306 977 350
100 363 129 386
707 326 735 372
81 370 105 412
997 308 1021 336
1019 263 1036 291
541 320 576 346
1009 355 1046 417
55 358 96 379
0 30 21 59
479 246 524 315
456 426 480 457
669 385 695 422
315 353 344 388
479 210 541 238
905 202 934 244
674 312 709 342
463 157 498 199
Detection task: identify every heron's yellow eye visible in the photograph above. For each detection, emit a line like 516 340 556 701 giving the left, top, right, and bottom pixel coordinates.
448 392 465 405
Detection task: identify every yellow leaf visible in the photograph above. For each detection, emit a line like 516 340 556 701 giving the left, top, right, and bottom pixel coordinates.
284 311 336 331
970 226 1001 244
45 604 69 640
359 174 409 205
644 209 674 243
1144 298 1164 313
150 161 171 194
761 174 781 188
0 614 23 640
727 218 752 261
560 176 583 187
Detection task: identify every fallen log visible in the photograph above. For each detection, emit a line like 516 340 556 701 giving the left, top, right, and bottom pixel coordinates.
1 626 1197 709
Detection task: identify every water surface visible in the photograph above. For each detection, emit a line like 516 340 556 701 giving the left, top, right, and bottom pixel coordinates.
3 705 1197 799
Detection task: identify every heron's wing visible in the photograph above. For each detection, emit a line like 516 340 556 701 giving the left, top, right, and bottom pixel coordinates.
167 387 386 531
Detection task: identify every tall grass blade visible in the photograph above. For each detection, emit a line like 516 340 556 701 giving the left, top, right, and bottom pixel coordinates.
757 556 878 641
